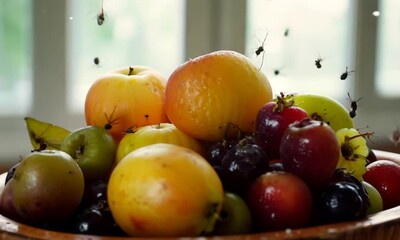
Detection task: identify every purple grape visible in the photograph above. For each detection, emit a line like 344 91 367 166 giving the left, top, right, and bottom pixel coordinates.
220 136 269 195
72 200 125 236
316 181 368 223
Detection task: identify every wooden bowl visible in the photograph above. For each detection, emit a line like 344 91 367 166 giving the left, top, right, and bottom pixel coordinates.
0 150 400 240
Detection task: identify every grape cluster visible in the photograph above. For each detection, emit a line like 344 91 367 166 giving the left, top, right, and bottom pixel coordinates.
202 94 377 231
33 180 126 236
70 180 125 236
206 135 269 196
205 137 371 227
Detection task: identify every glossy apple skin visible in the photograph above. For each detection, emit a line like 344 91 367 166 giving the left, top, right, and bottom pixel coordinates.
246 171 313 231
116 123 204 164
280 119 340 189
164 50 273 142
85 66 169 142
362 181 383 214
255 101 308 160
7 150 84 224
289 94 354 132
0 180 20 221
363 160 400 210
108 143 224 237
212 192 253 235
61 125 117 182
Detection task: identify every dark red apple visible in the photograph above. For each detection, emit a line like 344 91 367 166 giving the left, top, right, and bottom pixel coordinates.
279 118 340 189
246 171 313 231
255 95 308 160
363 160 400 210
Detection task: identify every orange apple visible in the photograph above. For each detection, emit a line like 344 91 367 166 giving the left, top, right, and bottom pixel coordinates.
85 66 169 143
164 50 273 142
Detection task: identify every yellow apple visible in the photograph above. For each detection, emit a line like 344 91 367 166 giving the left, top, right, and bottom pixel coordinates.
108 143 224 237
115 123 204 164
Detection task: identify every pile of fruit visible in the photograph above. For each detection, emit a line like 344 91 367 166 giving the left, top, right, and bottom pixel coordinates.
1 50 400 238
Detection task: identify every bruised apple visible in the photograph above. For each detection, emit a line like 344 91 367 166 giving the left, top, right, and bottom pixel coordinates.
85 66 169 142
108 143 224 237
4 150 84 224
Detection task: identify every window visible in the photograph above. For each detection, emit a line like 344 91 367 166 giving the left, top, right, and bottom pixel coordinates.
0 0 33 116
245 0 400 151
66 0 185 113
245 0 356 100
0 0 399 167
0 0 186 164
375 0 400 98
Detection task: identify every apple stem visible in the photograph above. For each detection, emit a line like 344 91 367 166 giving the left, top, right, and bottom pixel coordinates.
224 122 242 140
76 145 84 158
128 67 134 76
274 92 294 112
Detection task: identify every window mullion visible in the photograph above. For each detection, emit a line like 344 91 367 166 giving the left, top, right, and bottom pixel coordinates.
32 0 68 124
354 0 378 106
185 0 246 59
214 0 247 54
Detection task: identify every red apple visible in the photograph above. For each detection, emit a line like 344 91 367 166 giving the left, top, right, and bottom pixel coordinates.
363 160 400 210
255 94 308 161
246 171 313 231
280 119 340 189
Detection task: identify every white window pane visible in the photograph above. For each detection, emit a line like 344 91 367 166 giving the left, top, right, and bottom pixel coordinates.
245 0 355 100
375 0 400 98
0 0 33 116
66 0 185 113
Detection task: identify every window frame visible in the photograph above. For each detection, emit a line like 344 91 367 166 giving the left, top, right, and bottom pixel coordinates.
353 0 400 150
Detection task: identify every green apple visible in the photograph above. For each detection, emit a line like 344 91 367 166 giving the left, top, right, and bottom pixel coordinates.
61 125 117 182
6 150 84 224
288 93 354 132
362 181 383 215
116 123 204 164
212 192 253 235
